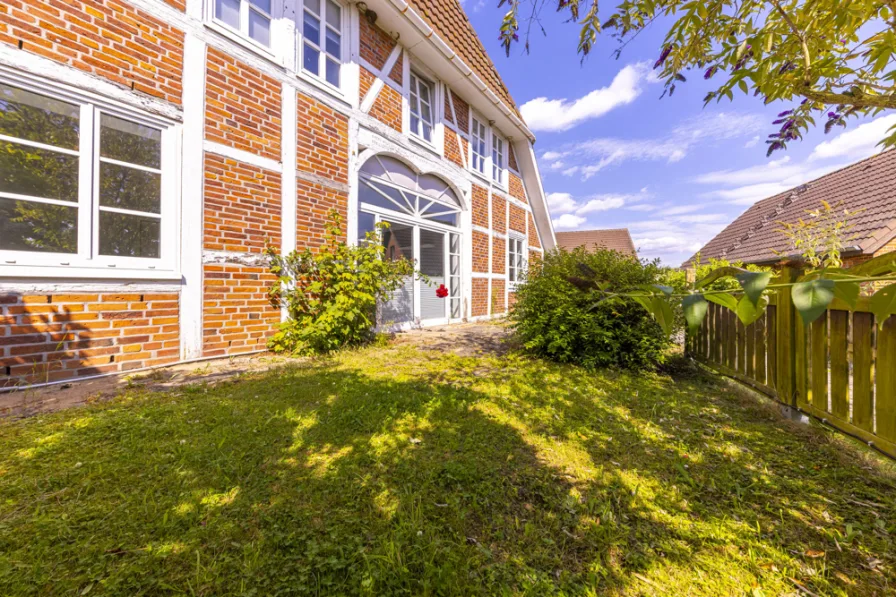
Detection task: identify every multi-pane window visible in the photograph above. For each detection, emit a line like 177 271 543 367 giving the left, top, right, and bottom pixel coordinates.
471 117 487 174
449 233 461 318
302 0 342 88
409 73 434 142
214 0 272 47
508 236 525 283
491 133 505 183
0 81 172 268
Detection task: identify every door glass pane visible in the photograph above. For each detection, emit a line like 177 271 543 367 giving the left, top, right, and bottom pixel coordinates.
99 162 161 214
0 141 79 202
450 298 460 319
419 229 446 320
0 83 79 149
359 181 411 214
249 10 271 46
215 0 240 28
99 211 160 258
358 210 376 243
0 197 77 253
100 114 161 168
379 222 415 324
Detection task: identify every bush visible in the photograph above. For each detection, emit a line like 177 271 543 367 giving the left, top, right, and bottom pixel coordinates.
266 210 414 354
510 247 672 370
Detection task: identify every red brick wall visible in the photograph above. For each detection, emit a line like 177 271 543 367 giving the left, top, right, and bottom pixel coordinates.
444 131 463 167
359 66 376 103
508 291 517 308
473 231 489 273
451 91 469 134
359 19 397 76
204 154 282 252
492 237 505 274
471 278 488 317
874 237 896 257
492 195 507 234
297 92 350 184
368 84 402 133
206 48 281 160
527 213 541 249
491 279 505 314
509 173 527 204
297 179 349 247
508 144 519 171
472 184 489 228
509 205 526 234
203 265 278 356
0 0 184 104
1 292 179 387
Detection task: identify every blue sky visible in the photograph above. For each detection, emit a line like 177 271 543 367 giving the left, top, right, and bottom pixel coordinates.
462 3 896 266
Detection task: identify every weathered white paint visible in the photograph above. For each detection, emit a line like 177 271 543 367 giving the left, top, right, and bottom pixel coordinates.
360 44 403 113
280 83 298 322
203 139 283 172
0 282 183 293
179 33 208 360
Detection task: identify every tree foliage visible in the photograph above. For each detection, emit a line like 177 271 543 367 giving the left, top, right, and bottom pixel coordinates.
499 0 896 151
266 211 415 354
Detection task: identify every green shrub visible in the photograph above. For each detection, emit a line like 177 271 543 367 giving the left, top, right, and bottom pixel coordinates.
510 247 672 370
266 210 414 354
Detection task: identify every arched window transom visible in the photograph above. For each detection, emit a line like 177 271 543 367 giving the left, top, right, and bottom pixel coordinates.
359 155 461 227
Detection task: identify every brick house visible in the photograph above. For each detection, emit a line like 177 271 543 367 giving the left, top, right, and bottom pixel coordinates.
0 0 555 387
683 151 896 269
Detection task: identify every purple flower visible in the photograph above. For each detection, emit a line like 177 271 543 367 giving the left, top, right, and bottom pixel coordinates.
828 111 841 119
703 66 716 80
781 119 794 131
653 46 671 69
777 109 793 117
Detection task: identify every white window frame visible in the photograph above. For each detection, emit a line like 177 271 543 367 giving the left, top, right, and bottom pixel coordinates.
408 71 435 145
0 73 180 279
470 116 488 177
469 114 508 189
295 0 349 94
491 132 506 186
207 0 277 55
507 234 526 287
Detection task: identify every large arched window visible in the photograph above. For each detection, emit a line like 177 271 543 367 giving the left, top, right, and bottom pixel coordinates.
359 155 461 227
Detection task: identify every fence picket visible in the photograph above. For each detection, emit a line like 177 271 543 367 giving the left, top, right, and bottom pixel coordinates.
810 316 829 413
877 316 896 444
829 310 849 421
755 313 766 386
852 312 874 432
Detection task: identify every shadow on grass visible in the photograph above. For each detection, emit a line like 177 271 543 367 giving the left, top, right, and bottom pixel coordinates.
0 349 894 596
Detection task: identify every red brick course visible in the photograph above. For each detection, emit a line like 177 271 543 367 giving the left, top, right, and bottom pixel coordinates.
491 195 507 234
203 264 278 356
527 213 541 249
471 278 488 317
359 66 376 104
297 179 349 247
297 92 350 184
450 91 469 134
444 131 464 168
492 237 505 274
509 204 526 234
1 292 179 387
0 0 184 104
206 48 281 161
472 231 489 273
472 184 489 228
368 83 402 133
509 172 527 204
491 279 505 314
508 144 519 172
204 154 282 253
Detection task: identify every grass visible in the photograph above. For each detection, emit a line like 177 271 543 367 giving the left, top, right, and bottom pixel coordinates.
0 340 894 596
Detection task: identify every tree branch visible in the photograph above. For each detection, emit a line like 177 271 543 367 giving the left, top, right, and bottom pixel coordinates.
802 86 896 110
768 0 811 72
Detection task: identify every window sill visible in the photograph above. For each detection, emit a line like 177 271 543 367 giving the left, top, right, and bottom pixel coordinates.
469 167 492 187
295 70 351 107
0 264 182 282
408 133 440 157
204 21 282 67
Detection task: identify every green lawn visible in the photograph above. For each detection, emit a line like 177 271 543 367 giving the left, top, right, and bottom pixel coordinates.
1 340 894 596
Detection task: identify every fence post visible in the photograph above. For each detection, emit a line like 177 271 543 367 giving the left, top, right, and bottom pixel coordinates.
774 266 800 406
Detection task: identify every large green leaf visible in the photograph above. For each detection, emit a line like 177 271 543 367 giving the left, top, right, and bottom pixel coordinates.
651 296 675 337
736 294 767 326
695 266 749 290
652 284 674 296
791 279 835 325
870 283 896 328
736 271 772 305
681 294 709 332
833 281 861 310
704 292 739 312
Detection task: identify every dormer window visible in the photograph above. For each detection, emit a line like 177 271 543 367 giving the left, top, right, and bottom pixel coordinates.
409 72 434 143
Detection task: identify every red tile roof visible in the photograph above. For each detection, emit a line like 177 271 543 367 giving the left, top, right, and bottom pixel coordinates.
555 229 637 257
405 0 520 118
683 150 896 267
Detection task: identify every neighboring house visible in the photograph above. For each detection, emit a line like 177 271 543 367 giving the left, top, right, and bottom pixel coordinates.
683 151 896 269
555 229 637 257
0 0 555 387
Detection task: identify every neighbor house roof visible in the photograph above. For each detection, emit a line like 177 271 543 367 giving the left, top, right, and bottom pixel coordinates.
555 229 638 256
406 0 520 117
683 150 896 267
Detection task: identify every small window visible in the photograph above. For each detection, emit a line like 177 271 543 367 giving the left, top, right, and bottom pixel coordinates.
409 73 434 143
214 0 272 47
508 237 525 283
0 80 174 270
301 0 343 88
471 117 487 174
492 133 505 183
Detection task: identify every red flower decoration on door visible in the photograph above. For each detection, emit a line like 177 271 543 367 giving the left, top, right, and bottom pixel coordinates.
435 284 449 298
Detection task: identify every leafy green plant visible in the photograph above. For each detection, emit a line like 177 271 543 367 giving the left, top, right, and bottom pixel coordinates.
510 247 672 370
776 200 862 270
266 210 415 354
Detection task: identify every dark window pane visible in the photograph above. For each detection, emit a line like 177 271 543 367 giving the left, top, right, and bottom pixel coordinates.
304 13 320 44
325 0 340 27
99 211 160 258
0 197 77 253
100 114 161 168
305 0 320 14
250 0 270 12
99 162 161 214
0 141 79 202
325 29 340 57
357 210 376 243
0 83 79 150
325 59 340 87
303 44 320 75
215 0 240 28
249 10 271 46
425 210 457 226
359 181 410 214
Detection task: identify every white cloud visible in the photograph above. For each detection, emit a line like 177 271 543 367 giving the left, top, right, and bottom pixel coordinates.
810 113 896 161
542 151 563 161
744 135 760 148
545 192 578 214
553 213 587 230
520 63 653 132
577 195 628 214
542 112 764 179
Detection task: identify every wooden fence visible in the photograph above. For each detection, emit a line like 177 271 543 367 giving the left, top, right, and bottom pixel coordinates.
686 265 896 459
